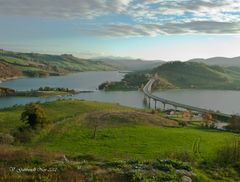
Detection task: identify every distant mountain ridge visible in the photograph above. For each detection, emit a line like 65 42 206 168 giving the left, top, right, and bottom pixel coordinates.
0 49 116 80
0 49 165 81
188 57 240 67
1 49 240 82
93 57 164 71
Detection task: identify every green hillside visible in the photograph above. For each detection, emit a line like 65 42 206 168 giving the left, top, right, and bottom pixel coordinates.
0 49 166 81
100 61 240 90
0 50 114 79
0 99 235 158
189 56 240 67
94 57 164 71
152 62 239 89
1 100 240 181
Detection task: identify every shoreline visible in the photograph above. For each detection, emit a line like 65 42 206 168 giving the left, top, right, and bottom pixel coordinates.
0 70 120 84
0 76 23 83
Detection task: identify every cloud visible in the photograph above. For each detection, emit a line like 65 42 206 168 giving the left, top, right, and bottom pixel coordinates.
1 0 240 36
0 0 130 18
128 0 240 23
1 0 240 22
79 21 240 37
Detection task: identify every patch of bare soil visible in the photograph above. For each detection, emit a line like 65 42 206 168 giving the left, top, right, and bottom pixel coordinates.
85 110 179 128
0 59 22 80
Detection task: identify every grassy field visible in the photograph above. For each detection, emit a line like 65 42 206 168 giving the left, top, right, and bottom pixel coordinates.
31 124 236 160
0 100 237 160
1 100 240 181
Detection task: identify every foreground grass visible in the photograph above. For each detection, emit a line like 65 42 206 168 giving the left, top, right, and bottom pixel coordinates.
1 100 240 181
31 123 236 161
0 100 132 133
0 100 237 160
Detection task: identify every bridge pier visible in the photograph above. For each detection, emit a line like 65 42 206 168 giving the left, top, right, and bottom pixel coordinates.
142 79 231 121
148 97 151 108
163 103 166 111
143 96 147 105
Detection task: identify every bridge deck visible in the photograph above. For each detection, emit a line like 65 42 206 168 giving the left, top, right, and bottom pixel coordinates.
143 79 231 118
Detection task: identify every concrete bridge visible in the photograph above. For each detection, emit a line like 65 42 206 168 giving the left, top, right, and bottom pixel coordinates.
143 79 231 119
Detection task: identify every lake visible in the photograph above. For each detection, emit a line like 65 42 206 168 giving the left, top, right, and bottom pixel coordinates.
0 71 240 115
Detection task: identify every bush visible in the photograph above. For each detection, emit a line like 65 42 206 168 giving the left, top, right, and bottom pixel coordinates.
12 126 35 143
166 150 195 162
215 138 240 165
153 162 174 172
156 173 177 181
0 133 14 144
178 121 187 127
151 109 156 114
226 115 240 132
21 103 48 129
127 171 147 182
155 159 192 172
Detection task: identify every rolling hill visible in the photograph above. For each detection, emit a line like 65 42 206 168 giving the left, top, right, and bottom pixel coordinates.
152 62 237 89
0 50 115 80
152 62 240 89
0 49 165 81
0 59 23 81
189 56 240 67
100 61 240 90
93 57 164 71
1 100 239 181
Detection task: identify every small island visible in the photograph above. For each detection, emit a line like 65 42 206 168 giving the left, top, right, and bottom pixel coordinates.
0 86 81 97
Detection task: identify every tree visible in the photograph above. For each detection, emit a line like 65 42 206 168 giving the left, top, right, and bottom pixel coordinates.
21 103 47 129
202 112 214 127
226 115 240 132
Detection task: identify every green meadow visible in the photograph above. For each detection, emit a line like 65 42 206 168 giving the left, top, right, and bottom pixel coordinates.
0 100 237 160
1 100 240 181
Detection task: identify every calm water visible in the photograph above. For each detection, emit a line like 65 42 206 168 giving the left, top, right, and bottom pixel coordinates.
0 71 240 115
0 71 124 91
152 90 240 115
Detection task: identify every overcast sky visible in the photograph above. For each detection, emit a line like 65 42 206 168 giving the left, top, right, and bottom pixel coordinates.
0 0 240 61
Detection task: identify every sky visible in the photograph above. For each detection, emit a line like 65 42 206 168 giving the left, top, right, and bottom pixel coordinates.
0 0 240 61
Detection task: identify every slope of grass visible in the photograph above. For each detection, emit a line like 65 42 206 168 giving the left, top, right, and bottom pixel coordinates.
0 50 115 80
153 62 234 89
32 123 236 160
1 100 240 181
0 100 238 161
0 60 23 80
104 61 240 90
0 56 31 66
0 100 132 133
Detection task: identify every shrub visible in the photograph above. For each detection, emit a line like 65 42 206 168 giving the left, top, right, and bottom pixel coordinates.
127 171 147 182
155 159 191 171
178 121 187 127
21 103 48 129
0 133 14 144
226 115 240 132
153 162 174 172
12 126 35 143
215 138 240 165
156 173 176 181
166 150 195 162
